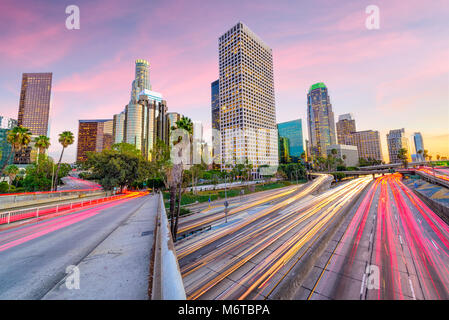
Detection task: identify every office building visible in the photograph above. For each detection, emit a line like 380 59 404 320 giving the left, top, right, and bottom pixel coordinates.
211 79 220 160
0 117 18 169
219 22 278 176
76 119 113 162
327 144 359 167
15 72 52 164
336 113 356 145
17 73 52 136
112 111 126 144
387 128 411 163
348 130 383 162
412 132 425 161
114 60 169 160
277 119 304 162
278 136 291 163
307 82 336 159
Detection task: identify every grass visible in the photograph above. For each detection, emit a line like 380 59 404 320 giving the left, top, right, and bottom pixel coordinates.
163 179 306 211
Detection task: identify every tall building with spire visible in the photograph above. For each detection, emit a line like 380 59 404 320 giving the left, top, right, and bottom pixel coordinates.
307 82 336 159
113 59 168 160
218 22 278 176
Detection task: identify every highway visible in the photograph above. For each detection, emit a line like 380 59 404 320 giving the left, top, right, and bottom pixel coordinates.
176 175 372 300
0 191 147 299
179 182 314 237
303 173 449 300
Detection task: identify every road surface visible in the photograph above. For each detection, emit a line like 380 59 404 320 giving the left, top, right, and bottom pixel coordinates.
176 175 371 299
0 192 148 299
302 173 449 300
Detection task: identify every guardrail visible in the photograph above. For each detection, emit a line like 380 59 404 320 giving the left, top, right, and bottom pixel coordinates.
0 193 125 225
0 188 104 205
151 192 186 300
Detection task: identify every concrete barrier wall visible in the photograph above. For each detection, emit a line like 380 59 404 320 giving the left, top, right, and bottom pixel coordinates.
412 188 449 225
416 171 449 189
150 193 186 300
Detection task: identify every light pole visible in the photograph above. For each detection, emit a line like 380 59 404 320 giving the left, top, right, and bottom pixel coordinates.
51 164 55 191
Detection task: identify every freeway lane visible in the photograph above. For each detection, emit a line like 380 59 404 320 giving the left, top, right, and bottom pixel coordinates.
304 174 449 300
178 183 314 236
177 176 372 300
176 174 331 260
0 192 147 299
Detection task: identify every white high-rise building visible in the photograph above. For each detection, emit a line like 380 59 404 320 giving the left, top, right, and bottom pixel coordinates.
218 22 278 176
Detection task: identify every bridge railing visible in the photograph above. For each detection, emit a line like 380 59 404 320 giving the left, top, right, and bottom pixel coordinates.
0 192 123 225
150 192 186 300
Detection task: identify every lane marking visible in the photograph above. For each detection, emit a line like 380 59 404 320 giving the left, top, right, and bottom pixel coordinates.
408 278 416 300
360 273 366 296
431 239 438 250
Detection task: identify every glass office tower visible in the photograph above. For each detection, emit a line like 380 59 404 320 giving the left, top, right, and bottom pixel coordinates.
277 119 304 162
307 82 336 159
412 132 424 161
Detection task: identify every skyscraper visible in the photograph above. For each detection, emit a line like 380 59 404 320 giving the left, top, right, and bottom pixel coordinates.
307 82 336 159
17 73 52 136
336 113 356 145
387 128 410 163
211 80 220 131
412 132 425 161
76 119 113 162
219 22 278 175
277 119 304 162
0 116 18 168
211 80 220 160
348 130 383 162
114 60 169 160
112 110 126 144
15 72 52 164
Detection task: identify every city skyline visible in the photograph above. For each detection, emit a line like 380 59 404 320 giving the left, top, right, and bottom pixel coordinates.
0 0 448 163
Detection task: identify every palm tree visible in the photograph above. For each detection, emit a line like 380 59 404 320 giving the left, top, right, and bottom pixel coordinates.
175 116 193 135
397 148 409 168
34 135 51 168
34 135 51 155
0 126 31 176
417 149 423 162
423 149 429 162
53 131 74 191
4 164 19 191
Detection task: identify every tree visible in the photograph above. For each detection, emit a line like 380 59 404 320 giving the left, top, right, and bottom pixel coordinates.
53 131 74 191
397 148 409 168
34 135 51 169
85 144 149 192
4 165 19 191
0 126 31 176
168 116 193 240
423 149 429 162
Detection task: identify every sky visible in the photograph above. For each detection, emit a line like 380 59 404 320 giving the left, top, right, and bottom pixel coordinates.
0 0 448 163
